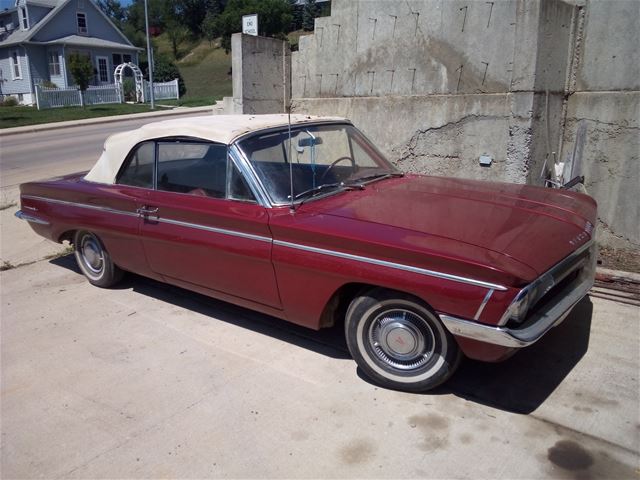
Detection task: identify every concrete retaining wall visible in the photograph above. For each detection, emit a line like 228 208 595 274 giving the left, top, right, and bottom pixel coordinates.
231 0 639 250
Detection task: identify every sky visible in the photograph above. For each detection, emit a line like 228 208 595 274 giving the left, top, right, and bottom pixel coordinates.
0 0 133 11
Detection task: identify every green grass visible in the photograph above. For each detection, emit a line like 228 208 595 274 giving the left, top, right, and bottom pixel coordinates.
154 34 232 102
0 103 171 129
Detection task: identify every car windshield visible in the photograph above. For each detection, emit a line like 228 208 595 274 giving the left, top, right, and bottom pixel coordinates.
237 123 399 204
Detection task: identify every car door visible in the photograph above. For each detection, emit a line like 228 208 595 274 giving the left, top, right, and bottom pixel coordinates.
132 139 281 309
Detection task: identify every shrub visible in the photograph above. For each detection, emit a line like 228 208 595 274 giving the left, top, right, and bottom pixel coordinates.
40 80 58 89
1 96 18 107
122 77 136 101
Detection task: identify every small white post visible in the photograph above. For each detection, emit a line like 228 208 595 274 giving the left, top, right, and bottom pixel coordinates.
35 84 41 110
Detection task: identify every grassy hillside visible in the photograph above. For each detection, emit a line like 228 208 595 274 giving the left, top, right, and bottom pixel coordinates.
153 35 232 104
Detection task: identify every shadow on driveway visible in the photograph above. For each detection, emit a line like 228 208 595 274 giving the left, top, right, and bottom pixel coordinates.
51 254 592 414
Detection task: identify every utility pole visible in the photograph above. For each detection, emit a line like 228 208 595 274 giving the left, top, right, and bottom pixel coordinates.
144 0 155 109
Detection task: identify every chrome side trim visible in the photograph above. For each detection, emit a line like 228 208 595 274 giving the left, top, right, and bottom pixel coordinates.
15 210 50 225
474 289 494 320
23 195 508 291
273 239 508 291
157 217 271 243
441 272 594 348
22 195 139 218
22 195 271 243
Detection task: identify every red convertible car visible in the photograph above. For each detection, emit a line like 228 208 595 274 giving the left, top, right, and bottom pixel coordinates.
16 114 597 391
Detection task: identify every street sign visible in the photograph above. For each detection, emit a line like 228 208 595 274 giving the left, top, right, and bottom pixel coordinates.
242 14 258 36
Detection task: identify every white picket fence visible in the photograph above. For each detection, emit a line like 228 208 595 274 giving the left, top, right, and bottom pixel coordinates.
35 79 179 110
144 79 180 101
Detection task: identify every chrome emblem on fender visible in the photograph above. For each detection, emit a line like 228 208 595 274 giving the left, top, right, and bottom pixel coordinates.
569 231 589 246
584 221 594 235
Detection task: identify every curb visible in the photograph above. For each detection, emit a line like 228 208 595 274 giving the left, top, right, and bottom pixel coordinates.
0 105 220 137
595 267 640 285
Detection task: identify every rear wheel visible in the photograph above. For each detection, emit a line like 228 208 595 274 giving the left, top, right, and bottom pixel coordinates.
74 230 123 288
345 288 461 392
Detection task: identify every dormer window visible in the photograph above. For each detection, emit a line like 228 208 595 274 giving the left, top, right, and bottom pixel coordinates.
77 12 87 35
19 6 28 30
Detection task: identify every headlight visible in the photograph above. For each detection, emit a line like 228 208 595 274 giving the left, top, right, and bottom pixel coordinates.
500 273 555 326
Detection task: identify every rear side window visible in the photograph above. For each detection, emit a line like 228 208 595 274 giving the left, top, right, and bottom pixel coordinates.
117 141 154 188
116 139 257 202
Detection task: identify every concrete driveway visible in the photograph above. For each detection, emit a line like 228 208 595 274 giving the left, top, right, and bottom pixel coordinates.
1 253 638 478
1 120 638 478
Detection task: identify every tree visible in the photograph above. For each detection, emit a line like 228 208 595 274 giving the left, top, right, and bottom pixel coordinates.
96 0 126 29
302 0 318 31
214 0 293 52
141 54 187 97
165 17 189 59
68 53 94 106
202 6 221 46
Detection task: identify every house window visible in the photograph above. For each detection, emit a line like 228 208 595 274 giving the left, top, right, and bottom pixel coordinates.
112 53 122 66
77 12 87 35
11 51 22 79
48 51 61 76
20 6 28 29
123 54 132 63
96 56 109 83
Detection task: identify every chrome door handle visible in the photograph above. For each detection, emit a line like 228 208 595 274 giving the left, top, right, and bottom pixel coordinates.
136 206 159 217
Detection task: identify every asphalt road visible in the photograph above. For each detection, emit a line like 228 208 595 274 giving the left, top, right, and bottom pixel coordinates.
1 118 639 478
0 117 171 190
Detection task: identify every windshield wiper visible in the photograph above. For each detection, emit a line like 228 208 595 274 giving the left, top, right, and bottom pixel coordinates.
292 182 364 209
346 171 404 186
293 182 345 201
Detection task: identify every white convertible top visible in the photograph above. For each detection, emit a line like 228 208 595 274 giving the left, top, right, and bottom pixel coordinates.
84 114 348 184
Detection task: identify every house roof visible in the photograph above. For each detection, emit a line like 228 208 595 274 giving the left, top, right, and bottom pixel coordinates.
0 0 136 49
28 0 61 7
32 34 142 50
84 115 350 184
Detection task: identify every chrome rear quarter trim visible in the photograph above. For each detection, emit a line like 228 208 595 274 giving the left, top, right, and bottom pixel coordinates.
14 210 50 225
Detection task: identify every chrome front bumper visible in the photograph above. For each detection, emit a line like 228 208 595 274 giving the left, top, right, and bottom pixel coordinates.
441 243 596 348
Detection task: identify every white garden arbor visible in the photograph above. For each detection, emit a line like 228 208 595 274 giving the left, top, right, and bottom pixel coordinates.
114 62 145 103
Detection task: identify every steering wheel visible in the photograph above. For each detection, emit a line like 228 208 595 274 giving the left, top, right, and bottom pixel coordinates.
319 156 358 183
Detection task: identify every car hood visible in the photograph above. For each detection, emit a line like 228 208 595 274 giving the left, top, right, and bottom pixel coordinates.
317 175 596 279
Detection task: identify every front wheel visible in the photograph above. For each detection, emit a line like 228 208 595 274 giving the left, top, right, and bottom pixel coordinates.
345 288 461 392
74 230 123 288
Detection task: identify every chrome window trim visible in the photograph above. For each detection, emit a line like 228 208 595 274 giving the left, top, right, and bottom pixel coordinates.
273 239 508 291
231 120 354 145
228 144 272 208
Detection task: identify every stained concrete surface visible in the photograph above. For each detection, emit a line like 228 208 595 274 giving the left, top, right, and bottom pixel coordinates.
1 254 639 479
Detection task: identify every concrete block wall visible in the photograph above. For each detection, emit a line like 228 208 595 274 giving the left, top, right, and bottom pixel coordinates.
231 33 291 114
288 0 638 249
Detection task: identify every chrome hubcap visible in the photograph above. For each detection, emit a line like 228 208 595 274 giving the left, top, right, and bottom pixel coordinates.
81 235 104 274
369 309 435 370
